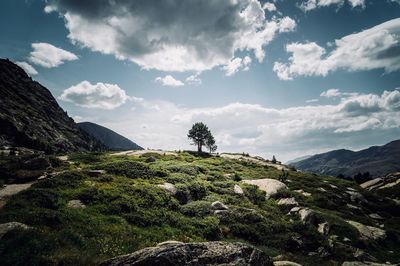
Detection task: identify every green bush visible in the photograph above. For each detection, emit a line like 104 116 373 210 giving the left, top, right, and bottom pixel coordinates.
232 173 242 182
180 201 211 217
97 161 154 179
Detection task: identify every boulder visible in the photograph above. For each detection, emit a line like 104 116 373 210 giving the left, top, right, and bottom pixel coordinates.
274 261 302 266
67 199 86 209
233 184 244 195
346 191 366 203
157 183 177 195
211 201 229 210
145 156 157 163
0 222 30 238
360 178 382 189
298 208 317 225
346 220 386 240
294 189 311 197
242 178 288 198
99 241 273 266
318 222 330 235
277 198 299 208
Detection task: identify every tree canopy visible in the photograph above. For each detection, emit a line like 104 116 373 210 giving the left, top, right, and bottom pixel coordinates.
187 122 217 153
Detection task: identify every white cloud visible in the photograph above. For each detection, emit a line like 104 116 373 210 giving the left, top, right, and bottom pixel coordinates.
274 18 400 80
300 0 365 11
186 74 202 85
262 2 277 12
222 56 252 76
28 42 78 68
59 81 129 109
321 88 341 98
155 75 184 87
306 99 319 103
46 0 295 72
94 89 400 162
16 61 38 75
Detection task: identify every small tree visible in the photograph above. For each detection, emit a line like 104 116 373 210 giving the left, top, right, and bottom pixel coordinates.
271 155 277 164
188 122 213 153
206 134 217 153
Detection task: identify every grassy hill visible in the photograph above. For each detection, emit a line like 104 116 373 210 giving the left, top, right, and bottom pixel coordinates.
0 151 399 265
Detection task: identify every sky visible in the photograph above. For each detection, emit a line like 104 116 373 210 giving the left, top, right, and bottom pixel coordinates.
0 0 400 162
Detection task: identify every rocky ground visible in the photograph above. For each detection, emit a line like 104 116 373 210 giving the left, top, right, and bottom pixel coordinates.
0 151 399 265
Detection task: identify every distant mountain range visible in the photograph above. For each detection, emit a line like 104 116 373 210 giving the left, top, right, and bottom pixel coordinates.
0 59 104 153
290 139 400 178
78 122 143 151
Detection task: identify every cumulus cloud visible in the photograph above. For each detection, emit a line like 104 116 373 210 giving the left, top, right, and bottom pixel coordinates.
300 0 365 11
95 89 400 162
321 88 341 98
59 81 130 109
186 74 202 85
274 18 400 80
155 75 184 87
222 56 252 76
16 61 38 75
306 99 319 103
28 42 78 68
45 0 295 72
263 2 277 12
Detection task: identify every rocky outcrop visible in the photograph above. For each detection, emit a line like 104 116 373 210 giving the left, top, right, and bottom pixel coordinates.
242 178 288 198
346 221 386 240
0 59 104 153
99 241 273 266
211 201 229 211
0 222 31 238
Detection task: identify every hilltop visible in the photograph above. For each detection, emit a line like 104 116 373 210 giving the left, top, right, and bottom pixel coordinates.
0 151 399 265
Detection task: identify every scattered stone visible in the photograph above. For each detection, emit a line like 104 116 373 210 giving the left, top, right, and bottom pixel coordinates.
157 182 177 195
0 222 30 238
346 204 362 210
214 210 229 216
85 170 106 177
346 191 366 202
294 189 311 197
298 208 317 225
233 184 244 195
360 178 382 189
318 187 327 192
346 187 357 191
329 184 338 189
342 262 394 266
274 261 302 266
99 241 273 266
242 178 288 198
277 197 299 207
156 240 184 247
318 222 330 235
211 201 229 210
369 213 384 220
67 199 86 209
57 155 69 161
346 220 386 240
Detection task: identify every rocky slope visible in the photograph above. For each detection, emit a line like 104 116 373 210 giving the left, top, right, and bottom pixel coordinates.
290 140 400 178
0 59 104 153
0 152 399 265
78 122 143 151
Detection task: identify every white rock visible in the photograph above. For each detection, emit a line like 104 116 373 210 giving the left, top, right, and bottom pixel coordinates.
211 201 229 210
277 197 299 207
346 191 366 202
298 208 317 225
360 178 382 189
67 199 86 209
157 182 177 195
274 261 303 266
369 213 384 220
294 189 311 197
242 178 288 198
346 220 386 240
157 240 184 247
342 262 394 266
233 184 244 195
318 222 330 235
0 222 30 238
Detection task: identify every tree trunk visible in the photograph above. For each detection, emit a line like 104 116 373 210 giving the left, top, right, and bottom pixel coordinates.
198 143 202 153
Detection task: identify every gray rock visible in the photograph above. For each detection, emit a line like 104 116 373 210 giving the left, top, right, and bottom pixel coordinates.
360 178 382 189
277 198 299 207
156 240 184 247
294 189 311 197
274 261 302 266
242 178 288 198
318 222 330 235
211 201 229 210
99 241 273 266
233 184 244 195
346 191 366 202
346 220 386 240
157 183 177 195
67 199 86 209
298 208 317 225
368 213 384 220
0 222 30 238
342 262 394 266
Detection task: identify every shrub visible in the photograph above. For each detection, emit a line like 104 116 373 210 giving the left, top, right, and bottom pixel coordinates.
180 201 211 217
97 161 154 179
232 173 242 182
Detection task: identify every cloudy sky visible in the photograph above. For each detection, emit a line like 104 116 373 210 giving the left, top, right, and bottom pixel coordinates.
1 0 400 162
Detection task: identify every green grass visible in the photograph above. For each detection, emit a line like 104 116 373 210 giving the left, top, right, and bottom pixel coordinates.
0 151 399 265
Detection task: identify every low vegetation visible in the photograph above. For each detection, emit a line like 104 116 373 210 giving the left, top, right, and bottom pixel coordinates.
0 151 399 265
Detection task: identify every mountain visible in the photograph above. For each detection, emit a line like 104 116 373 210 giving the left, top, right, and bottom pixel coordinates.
77 122 143 151
286 154 312 165
0 59 104 153
290 139 400 177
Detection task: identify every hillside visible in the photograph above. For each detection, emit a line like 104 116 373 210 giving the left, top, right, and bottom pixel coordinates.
0 59 104 153
290 140 400 178
0 152 399 265
78 122 143 151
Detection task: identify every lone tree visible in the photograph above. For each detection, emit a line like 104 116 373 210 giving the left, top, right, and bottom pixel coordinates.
188 122 216 153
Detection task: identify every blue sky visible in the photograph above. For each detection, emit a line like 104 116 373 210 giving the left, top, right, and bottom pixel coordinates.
1 0 400 161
